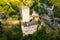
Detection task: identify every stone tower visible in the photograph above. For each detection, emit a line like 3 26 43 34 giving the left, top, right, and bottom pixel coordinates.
21 5 30 22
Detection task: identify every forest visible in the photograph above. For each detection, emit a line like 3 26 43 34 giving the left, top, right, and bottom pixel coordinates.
0 0 60 40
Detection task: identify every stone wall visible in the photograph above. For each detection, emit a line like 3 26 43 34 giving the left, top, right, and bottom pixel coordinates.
21 25 38 35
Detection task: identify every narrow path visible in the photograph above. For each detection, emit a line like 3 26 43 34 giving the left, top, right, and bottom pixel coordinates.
43 4 55 25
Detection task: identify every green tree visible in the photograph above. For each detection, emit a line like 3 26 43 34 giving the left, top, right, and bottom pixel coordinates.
32 26 47 40
37 26 47 40
47 31 57 40
48 0 60 7
12 15 18 20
